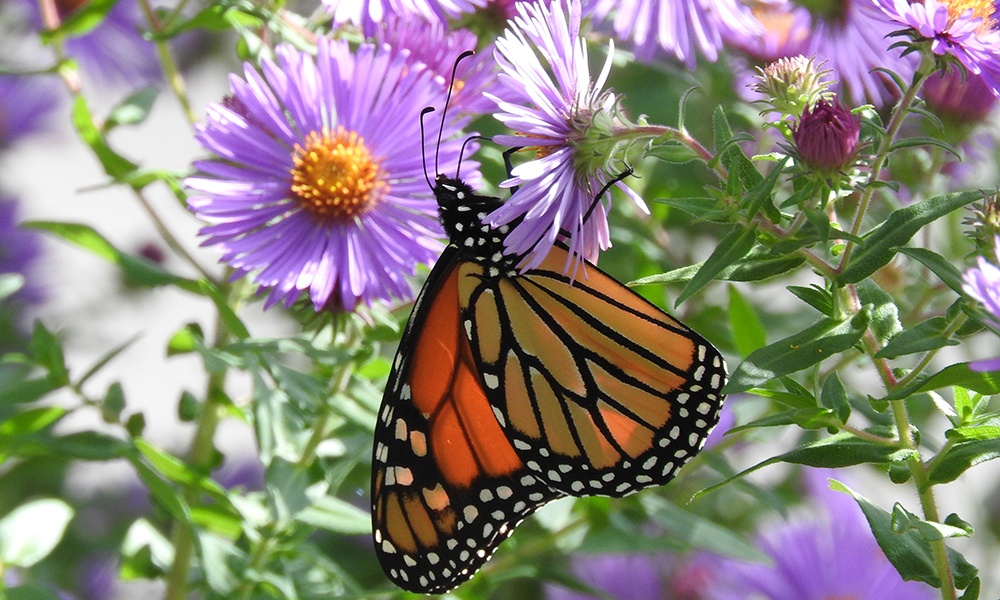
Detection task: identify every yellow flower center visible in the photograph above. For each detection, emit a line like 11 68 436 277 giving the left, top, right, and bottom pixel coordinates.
290 127 386 222
941 0 997 30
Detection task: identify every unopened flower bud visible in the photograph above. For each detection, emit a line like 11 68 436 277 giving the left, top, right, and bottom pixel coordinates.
753 55 833 118
792 100 861 172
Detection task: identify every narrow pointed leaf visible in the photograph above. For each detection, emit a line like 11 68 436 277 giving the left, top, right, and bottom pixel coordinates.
725 308 871 394
676 226 757 306
838 190 982 284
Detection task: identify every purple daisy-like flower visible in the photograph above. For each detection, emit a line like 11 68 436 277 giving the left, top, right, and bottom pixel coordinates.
700 470 936 600
962 237 1000 371
0 75 60 146
323 0 485 37
186 38 474 311
873 0 1000 99
16 0 159 87
546 553 672 600
375 16 499 116
487 0 646 272
589 0 762 67
729 0 919 106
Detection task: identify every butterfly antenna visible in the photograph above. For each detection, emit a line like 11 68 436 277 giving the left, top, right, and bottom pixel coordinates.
582 165 634 224
456 135 484 181
435 50 476 177
420 106 436 191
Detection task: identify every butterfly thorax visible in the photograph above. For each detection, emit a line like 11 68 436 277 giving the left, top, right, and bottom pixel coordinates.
434 174 519 277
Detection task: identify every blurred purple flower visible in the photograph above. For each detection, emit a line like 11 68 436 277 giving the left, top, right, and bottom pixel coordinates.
375 16 500 115
0 197 44 306
186 39 475 311
873 0 1000 99
589 0 762 67
699 470 936 600
16 0 159 87
923 69 998 122
323 0 485 36
75 554 118 600
728 0 918 106
546 553 672 600
487 0 646 272
962 237 1000 371
0 76 60 146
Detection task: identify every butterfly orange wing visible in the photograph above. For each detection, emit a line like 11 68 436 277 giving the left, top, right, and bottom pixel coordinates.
371 247 562 594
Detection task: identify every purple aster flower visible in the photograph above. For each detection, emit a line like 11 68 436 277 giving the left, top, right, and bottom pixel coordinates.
0 75 60 146
375 16 500 115
962 237 1000 371
186 38 475 311
923 69 998 122
792 99 862 172
589 0 762 67
487 0 647 272
873 0 1000 99
15 0 159 87
729 0 919 106
699 469 936 600
323 0 485 37
546 553 673 600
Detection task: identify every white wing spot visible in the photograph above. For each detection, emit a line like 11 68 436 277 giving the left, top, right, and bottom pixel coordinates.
464 506 479 523
484 373 500 389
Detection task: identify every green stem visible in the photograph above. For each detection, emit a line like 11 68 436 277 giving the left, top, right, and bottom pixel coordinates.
163 319 230 600
137 0 198 126
296 363 354 469
837 58 934 273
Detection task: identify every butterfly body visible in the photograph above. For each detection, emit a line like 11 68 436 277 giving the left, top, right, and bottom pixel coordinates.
371 174 727 594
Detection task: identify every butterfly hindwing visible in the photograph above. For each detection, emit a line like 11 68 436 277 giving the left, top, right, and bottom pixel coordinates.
372 245 563 594
463 245 727 497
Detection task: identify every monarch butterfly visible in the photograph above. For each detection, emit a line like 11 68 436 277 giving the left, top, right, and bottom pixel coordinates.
371 76 727 595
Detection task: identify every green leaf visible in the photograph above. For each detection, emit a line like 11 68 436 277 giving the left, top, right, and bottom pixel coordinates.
120 518 173 579
29 322 68 385
676 226 757 306
831 480 977 589
296 496 373 534
697 433 914 497
0 499 74 567
712 107 763 192
265 457 312 522
838 190 983 284
725 309 871 394
787 285 833 316
27 222 199 291
133 438 231 506
36 431 132 460
6 586 63 600
199 280 250 340
70 95 138 179
889 136 961 158
821 373 851 424
41 0 117 38
197 530 245 594
926 438 1000 486
646 142 703 164
0 376 62 405
897 247 966 294
0 407 66 438
168 323 202 356
917 364 1000 396
876 317 960 359
741 156 787 221
106 86 160 129
653 197 728 222
103 381 126 421
641 495 764 562
631 247 804 286
891 504 971 541
727 285 766 357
